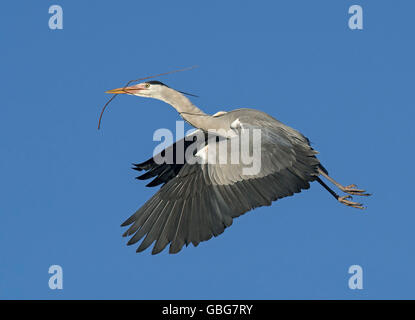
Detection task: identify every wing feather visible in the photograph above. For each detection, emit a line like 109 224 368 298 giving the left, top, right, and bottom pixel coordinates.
122 115 323 254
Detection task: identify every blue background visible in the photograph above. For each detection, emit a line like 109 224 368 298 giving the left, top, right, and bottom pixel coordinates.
1 0 414 299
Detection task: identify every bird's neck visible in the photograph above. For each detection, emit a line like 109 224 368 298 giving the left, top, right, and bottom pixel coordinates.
159 88 218 131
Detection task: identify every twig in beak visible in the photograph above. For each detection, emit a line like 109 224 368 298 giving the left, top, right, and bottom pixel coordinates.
97 65 199 130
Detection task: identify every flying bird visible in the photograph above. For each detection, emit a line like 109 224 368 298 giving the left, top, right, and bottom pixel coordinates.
105 80 370 254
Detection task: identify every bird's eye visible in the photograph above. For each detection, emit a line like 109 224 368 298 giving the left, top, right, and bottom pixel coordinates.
145 83 150 88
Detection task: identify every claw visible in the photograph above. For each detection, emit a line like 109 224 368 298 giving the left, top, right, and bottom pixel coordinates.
338 195 365 209
341 184 371 196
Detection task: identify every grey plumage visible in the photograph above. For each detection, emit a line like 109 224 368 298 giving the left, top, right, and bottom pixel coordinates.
123 109 322 254
104 80 370 255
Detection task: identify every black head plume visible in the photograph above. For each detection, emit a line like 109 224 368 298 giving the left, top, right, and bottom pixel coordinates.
147 80 167 86
147 80 198 98
178 90 198 98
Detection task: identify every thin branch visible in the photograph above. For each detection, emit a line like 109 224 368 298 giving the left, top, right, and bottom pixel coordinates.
97 65 199 130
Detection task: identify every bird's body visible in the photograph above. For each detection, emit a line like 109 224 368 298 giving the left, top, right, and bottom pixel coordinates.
105 80 370 254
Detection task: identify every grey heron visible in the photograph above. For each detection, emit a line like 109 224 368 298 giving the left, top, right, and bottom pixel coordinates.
105 80 370 254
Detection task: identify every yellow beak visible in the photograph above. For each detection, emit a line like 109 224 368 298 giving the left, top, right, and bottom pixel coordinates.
105 87 130 94
106 83 145 94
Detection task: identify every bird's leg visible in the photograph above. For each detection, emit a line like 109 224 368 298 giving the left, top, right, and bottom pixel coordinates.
318 168 371 196
316 177 365 209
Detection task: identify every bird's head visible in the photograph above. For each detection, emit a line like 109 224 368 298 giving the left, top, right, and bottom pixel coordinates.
106 80 167 99
99 73 198 130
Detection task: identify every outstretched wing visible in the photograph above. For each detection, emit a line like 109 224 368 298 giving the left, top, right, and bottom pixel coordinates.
132 129 206 187
123 118 321 254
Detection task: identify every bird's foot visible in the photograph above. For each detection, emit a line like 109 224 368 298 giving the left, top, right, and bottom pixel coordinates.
338 195 365 209
341 184 371 196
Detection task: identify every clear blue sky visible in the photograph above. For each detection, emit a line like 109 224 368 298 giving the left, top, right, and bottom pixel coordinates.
1 0 414 299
